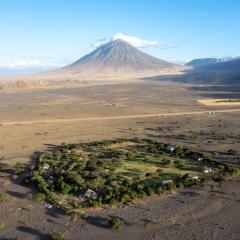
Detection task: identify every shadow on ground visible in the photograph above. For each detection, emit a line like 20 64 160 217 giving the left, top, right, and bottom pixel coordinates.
16 226 51 240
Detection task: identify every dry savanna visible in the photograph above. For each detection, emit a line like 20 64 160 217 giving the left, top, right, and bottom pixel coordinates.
0 78 240 240
0 8 240 238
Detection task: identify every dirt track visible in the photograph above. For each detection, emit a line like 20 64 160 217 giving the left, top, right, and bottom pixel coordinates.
1 108 240 126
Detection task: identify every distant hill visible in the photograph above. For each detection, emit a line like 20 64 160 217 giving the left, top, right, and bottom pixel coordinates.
186 57 240 71
182 57 240 85
186 58 221 68
146 57 240 85
203 57 240 71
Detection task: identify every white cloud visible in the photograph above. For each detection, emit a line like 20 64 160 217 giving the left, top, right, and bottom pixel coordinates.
0 58 45 69
0 57 70 69
93 33 165 48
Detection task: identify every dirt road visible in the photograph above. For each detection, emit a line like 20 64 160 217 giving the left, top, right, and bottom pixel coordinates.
1 108 240 126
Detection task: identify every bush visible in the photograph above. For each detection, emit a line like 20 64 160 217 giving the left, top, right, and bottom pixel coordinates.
217 165 225 172
176 182 184 189
143 219 155 228
70 213 82 221
174 160 184 168
108 217 124 230
213 175 226 182
160 158 171 165
147 187 155 196
0 221 6 230
32 193 46 201
51 231 64 240
0 193 8 202
14 162 24 175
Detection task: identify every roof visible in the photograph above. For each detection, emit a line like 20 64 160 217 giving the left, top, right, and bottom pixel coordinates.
42 163 50 170
161 179 174 185
79 188 98 201
203 166 212 170
183 173 199 179
190 153 203 160
166 145 175 152
202 166 212 172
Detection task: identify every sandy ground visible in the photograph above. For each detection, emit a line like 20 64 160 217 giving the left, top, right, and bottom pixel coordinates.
198 99 240 106
0 80 240 239
0 66 186 90
1 108 240 127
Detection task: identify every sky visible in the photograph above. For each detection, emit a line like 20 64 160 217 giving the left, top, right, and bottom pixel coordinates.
0 0 240 75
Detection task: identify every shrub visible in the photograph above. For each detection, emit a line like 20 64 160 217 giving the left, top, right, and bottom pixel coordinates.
213 175 226 182
174 160 184 168
160 158 171 165
108 217 124 230
217 165 225 172
176 182 184 189
143 219 155 228
0 193 8 202
126 151 136 159
70 213 82 221
60 182 72 194
0 221 5 230
147 187 155 196
120 194 131 203
14 162 24 175
32 193 46 201
51 231 65 240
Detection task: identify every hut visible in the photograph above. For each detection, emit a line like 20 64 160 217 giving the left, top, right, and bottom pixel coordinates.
183 173 199 180
79 189 98 201
161 179 174 185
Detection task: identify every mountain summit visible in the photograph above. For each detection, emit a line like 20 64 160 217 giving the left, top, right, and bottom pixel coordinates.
61 39 180 77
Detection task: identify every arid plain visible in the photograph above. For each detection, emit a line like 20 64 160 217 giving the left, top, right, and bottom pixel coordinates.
0 80 240 239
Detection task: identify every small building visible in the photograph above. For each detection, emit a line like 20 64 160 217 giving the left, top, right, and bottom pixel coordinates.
202 166 212 174
79 188 98 202
42 163 50 170
165 145 175 153
161 179 174 185
183 173 199 180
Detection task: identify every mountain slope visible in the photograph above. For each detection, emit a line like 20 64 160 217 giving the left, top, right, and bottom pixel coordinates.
62 39 179 75
0 40 184 89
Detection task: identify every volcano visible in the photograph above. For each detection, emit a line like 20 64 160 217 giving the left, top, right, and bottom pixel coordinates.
59 39 181 78
2 39 184 89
